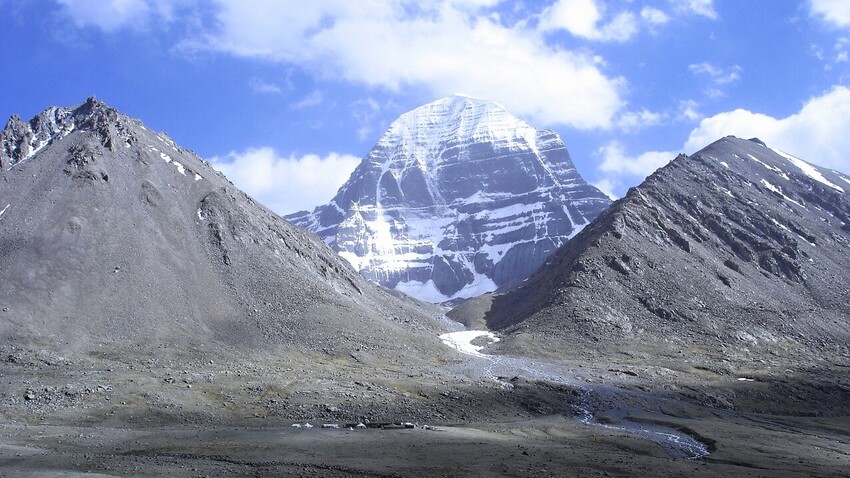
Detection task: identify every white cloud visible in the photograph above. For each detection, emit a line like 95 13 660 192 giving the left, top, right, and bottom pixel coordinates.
688 62 741 85
351 97 383 142
291 90 324 109
611 99 703 135
704 87 726 99
185 0 626 130
677 99 702 121
539 0 638 43
593 142 678 199
597 141 676 180
595 86 850 198
683 110 782 152
640 7 670 25
56 0 182 31
810 0 850 28
591 177 618 200
57 0 152 31
833 37 850 63
55 1 709 132
248 78 282 94
671 0 718 20
210 148 360 215
616 108 663 132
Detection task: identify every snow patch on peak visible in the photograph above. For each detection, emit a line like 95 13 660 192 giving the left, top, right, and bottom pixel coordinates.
746 154 789 180
449 93 483 101
173 161 186 175
761 179 806 209
773 149 844 192
386 96 532 149
760 179 780 194
442 94 508 112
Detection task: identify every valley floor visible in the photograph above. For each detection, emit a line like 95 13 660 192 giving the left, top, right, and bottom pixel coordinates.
1 339 848 477
1 412 848 477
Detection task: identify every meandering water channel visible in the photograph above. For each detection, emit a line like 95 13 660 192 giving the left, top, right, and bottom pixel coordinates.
439 330 710 460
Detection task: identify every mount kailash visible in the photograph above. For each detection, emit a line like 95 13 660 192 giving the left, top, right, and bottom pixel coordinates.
287 95 611 303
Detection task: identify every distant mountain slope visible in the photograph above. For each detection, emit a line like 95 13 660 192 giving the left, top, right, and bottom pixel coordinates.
463 137 850 362
0 98 445 359
287 95 611 303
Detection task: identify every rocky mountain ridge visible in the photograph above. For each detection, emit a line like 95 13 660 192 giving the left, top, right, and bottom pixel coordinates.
456 136 850 365
0 98 447 360
288 95 611 303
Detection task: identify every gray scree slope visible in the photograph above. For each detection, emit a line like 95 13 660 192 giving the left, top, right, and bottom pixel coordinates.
0 98 445 358
460 137 850 362
287 95 611 303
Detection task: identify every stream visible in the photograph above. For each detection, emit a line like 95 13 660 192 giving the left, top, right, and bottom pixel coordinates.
439 330 710 460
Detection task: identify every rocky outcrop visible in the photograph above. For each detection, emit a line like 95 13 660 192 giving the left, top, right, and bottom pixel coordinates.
287 95 611 302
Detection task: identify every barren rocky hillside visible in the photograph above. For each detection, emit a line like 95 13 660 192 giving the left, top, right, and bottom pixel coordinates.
0 98 448 364
460 137 850 368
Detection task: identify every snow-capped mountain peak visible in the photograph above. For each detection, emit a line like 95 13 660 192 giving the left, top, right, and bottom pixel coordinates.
287 96 611 303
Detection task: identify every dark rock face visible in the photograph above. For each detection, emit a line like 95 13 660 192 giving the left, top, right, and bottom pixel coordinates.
0 99 444 358
287 96 611 303
472 136 850 361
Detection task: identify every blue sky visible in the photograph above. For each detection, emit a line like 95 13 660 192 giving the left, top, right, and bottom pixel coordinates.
2 0 850 214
